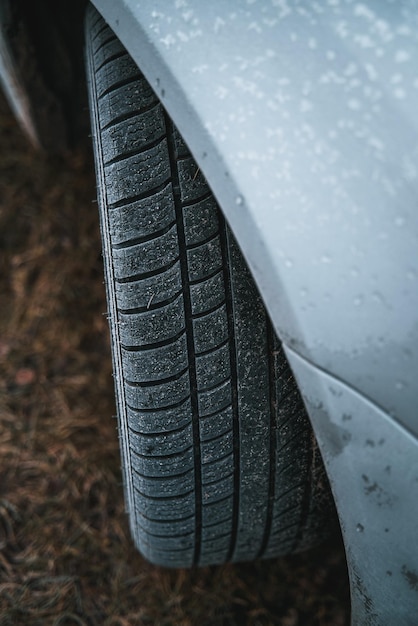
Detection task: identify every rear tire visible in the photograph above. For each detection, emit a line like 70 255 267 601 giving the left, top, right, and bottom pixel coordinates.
85 6 332 567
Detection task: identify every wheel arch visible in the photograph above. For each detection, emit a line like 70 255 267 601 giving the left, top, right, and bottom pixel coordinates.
89 0 418 433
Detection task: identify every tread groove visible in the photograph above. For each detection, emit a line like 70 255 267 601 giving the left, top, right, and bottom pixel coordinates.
202 493 232 508
290 439 314 553
195 337 229 358
108 179 172 210
189 266 224 286
204 516 232 529
203 470 234 487
186 230 220 252
192 301 226 321
275 400 304 434
125 366 189 388
275 427 309 459
199 401 232 420
122 329 186 352
104 135 167 167
274 455 307 482
272 481 308 506
198 375 230 395
119 291 182 316
98 75 143 101
257 324 278 559
132 445 193 462
134 486 194 501
202 450 233 468
136 511 195 525
182 190 213 209
133 466 194 482
134 525 195 540
113 220 176 251
116 256 179 285
101 101 160 132
200 428 232 447
129 423 190 439
218 217 240 563
126 395 190 416
90 11 106 29
165 114 203 565
95 49 128 73
92 24 114 46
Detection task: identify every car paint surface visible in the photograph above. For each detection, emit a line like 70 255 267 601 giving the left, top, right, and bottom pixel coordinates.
287 348 418 624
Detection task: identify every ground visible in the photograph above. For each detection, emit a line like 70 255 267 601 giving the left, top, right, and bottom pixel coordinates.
0 92 350 626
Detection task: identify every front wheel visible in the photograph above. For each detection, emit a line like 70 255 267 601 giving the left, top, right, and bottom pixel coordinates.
85 6 333 568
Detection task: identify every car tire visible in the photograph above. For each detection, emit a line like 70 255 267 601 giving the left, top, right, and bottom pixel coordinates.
85 6 332 568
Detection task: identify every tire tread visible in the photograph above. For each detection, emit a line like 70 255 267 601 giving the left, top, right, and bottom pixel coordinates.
86 6 332 568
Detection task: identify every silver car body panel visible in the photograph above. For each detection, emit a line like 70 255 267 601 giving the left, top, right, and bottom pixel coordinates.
89 0 418 436
287 348 418 624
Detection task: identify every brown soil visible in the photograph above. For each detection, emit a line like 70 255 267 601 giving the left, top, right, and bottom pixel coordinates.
0 93 350 626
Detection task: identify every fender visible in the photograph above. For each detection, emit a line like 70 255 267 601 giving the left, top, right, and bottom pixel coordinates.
91 2 418 622
90 0 418 433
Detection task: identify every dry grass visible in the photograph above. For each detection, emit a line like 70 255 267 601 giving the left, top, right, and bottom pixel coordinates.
0 93 350 626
